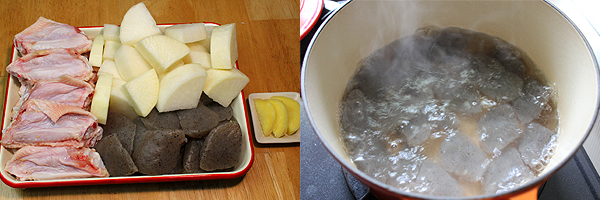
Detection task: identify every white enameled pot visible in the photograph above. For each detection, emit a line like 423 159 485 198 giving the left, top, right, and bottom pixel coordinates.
301 0 599 199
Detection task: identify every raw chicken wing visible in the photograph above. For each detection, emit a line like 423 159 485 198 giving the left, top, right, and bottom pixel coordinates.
1 99 103 149
6 49 94 86
14 17 92 55
17 74 94 110
5 146 109 181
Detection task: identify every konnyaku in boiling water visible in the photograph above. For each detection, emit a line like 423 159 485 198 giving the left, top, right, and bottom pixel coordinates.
338 26 558 197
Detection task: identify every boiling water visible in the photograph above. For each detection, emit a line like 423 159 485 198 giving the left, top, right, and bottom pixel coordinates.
338 26 558 197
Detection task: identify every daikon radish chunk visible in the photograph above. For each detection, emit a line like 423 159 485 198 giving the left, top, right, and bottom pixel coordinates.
183 51 211 69
210 23 237 69
114 45 152 81
90 74 113 124
203 68 249 107
134 35 190 73
103 24 120 42
164 23 207 43
98 60 123 80
157 64 207 112
103 40 121 61
89 35 104 67
199 25 214 51
187 41 208 52
123 69 159 117
156 61 184 81
109 79 138 120
120 2 162 46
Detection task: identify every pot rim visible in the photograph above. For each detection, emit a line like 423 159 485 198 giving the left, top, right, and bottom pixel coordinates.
300 0 600 199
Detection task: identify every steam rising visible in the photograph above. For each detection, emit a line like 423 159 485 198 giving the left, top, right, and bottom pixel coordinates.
355 0 529 58
338 25 558 197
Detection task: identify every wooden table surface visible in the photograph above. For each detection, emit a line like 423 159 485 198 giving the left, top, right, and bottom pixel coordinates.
0 0 300 199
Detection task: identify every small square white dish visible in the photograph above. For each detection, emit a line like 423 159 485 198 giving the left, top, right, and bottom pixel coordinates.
248 92 301 144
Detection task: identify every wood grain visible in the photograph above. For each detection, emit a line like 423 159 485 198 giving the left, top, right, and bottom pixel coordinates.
0 0 300 199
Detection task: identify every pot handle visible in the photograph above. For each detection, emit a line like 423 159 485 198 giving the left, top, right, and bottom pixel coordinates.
508 185 539 200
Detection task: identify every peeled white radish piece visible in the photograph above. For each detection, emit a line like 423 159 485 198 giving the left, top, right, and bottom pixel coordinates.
210 23 237 69
102 40 121 61
157 64 207 112
103 24 120 42
164 23 207 43
199 25 214 51
109 78 138 120
114 45 152 81
156 61 184 81
203 68 249 107
187 41 208 52
123 69 159 117
120 2 162 46
183 51 211 69
134 35 190 73
90 74 113 124
98 60 123 80
89 35 104 67
183 42 210 68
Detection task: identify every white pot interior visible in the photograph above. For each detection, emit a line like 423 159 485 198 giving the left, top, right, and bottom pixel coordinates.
302 0 598 198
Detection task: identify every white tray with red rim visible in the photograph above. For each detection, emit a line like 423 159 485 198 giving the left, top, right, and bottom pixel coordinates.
0 24 254 188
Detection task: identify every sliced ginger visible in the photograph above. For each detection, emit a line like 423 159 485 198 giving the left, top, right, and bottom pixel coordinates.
254 99 276 137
